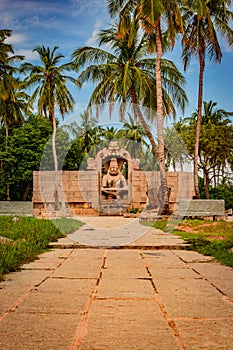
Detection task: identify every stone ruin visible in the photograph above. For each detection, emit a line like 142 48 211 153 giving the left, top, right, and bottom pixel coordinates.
33 141 194 217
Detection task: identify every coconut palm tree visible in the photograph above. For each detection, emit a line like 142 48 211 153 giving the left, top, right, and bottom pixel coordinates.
182 0 233 198
106 0 185 212
0 29 25 138
72 16 187 211
0 77 28 139
117 114 149 158
0 30 26 200
21 46 77 209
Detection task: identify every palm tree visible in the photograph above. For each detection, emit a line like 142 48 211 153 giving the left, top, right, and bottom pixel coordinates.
72 16 187 211
0 30 26 200
182 0 233 198
190 100 233 197
21 46 77 209
106 0 185 212
104 126 120 141
117 114 149 158
0 78 28 139
0 30 13 65
0 29 25 139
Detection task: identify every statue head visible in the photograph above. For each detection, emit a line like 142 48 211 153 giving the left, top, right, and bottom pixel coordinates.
109 158 119 175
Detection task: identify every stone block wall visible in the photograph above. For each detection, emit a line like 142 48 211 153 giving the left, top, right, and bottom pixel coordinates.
33 170 99 217
130 170 148 209
33 170 194 217
0 201 33 216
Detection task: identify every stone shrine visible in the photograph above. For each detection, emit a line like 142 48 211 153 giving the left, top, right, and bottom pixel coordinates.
33 141 194 217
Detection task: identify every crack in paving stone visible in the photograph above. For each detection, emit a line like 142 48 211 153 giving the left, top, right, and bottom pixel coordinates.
139 252 185 350
173 316 233 321
69 250 108 350
50 244 189 250
0 248 75 323
172 250 233 305
50 277 97 280
95 297 153 301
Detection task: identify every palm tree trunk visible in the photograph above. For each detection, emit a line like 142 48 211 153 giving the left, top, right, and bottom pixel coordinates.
155 21 169 213
194 50 205 199
129 87 158 157
5 122 10 201
203 169 210 199
51 114 60 210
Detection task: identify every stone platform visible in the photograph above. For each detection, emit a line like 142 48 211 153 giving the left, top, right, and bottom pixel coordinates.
0 217 232 349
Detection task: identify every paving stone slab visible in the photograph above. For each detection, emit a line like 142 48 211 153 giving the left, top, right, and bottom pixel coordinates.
189 262 233 300
176 319 233 350
132 229 187 247
103 250 148 278
18 290 89 314
21 248 72 270
96 277 155 299
142 250 188 269
157 289 233 319
79 299 180 350
0 311 80 349
52 249 104 279
0 285 32 317
174 250 214 263
19 278 95 314
2 269 51 287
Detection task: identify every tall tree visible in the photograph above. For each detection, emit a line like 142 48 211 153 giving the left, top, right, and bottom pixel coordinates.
107 0 185 212
72 18 187 212
0 29 25 140
0 29 26 200
182 0 233 198
117 114 149 158
179 101 233 198
21 46 77 209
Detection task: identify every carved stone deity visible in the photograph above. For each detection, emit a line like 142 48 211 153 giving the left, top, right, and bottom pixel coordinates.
102 158 127 199
102 158 126 188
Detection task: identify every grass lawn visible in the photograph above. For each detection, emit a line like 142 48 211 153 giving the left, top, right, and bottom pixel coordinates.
151 218 233 267
0 216 83 280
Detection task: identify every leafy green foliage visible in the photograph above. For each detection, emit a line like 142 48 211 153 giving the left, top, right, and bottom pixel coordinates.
0 115 52 200
0 216 83 279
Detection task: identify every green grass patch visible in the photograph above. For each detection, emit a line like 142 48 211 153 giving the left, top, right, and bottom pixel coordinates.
0 216 83 280
151 218 233 267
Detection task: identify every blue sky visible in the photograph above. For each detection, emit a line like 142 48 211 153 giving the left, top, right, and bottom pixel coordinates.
1 0 233 123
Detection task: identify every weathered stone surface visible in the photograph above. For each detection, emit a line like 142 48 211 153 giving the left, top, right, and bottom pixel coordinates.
1 220 232 350
52 249 104 279
79 300 180 350
33 167 194 217
176 320 233 350
0 312 81 350
178 199 225 216
0 201 33 216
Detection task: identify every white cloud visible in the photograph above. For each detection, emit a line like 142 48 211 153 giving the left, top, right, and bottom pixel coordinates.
69 0 104 15
5 33 26 45
86 20 102 46
15 49 38 61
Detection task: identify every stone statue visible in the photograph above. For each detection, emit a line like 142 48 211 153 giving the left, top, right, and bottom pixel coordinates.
102 158 126 188
102 158 127 199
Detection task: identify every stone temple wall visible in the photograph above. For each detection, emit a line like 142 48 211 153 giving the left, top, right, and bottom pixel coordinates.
33 171 99 217
33 170 194 217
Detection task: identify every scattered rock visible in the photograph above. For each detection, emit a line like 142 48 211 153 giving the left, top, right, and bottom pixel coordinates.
12 217 20 223
0 236 13 245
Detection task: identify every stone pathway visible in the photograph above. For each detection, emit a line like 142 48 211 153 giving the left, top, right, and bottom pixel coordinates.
0 217 233 349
